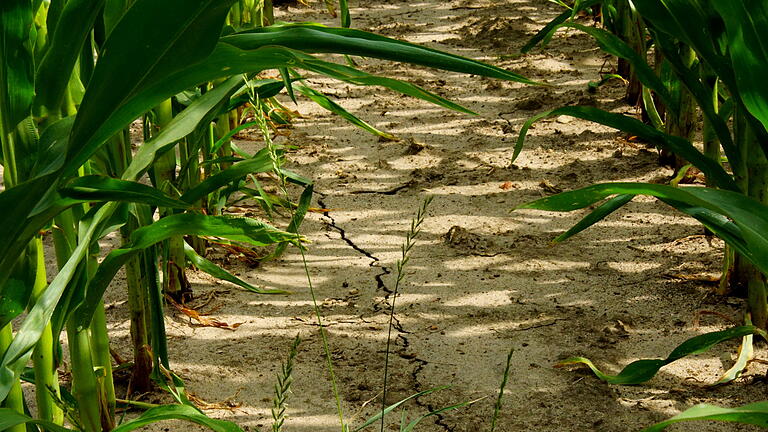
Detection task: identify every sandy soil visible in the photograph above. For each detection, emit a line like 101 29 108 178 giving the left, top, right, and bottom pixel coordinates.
98 1 768 431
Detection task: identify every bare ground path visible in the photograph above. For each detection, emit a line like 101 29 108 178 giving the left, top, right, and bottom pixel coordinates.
118 1 768 431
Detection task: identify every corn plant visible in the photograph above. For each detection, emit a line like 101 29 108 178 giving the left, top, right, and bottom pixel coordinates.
516 0 768 330
1 0 535 430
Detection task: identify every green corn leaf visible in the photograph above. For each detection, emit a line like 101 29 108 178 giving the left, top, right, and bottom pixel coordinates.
265 182 314 260
60 175 192 209
65 0 237 175
34 0 106 113
651 29 739 166
125 76 243 182
279 67 297 104
0 408 75 432
522 0 602 53
74 214 299 329
518 183 768 276
0 202 117 402
641 402 768 432
180 148 273 204
296 58 477 115
339 0 350 28
551 194 635 243
712 0 768 133
560 22 674 109
210 121 259 155
111 404 243 432
0 280 29 330
225 23 538 84
514 106 738 191
633 0 733 86
521 8 571 54
557 326 759 385
296 85 396 140
0 0 35 133
183 242 288 294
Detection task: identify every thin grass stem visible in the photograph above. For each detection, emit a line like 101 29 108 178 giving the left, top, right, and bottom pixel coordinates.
380 197 433 432
249 83 348 431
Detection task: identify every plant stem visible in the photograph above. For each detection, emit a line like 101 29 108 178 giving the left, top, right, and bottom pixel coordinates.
251 88 346 430
90 300 116 430
380 197 432 432
30 236 64 426
0 324 26 432
66 319 101 432
123 214 153 393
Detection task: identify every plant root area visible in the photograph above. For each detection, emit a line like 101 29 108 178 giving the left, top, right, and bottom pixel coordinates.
99 1 768 431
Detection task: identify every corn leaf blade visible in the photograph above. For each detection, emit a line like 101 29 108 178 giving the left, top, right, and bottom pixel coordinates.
183 243 287 294
557 326 758 385
518 183 768 275
111 404 243 432
0 408 75 432
74 214 299 328
224 23 537 84
641 402 768 432
514 107 738 191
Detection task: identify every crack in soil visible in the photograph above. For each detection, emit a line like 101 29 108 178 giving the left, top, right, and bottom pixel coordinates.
319 193 439 426
317 194 392 295
408 339 452 431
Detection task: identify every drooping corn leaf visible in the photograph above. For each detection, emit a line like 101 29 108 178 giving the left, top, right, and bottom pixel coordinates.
60 175 192 209
641 402 768 432
227 23 538 84
518 183 768 275
521 0 601 53
295 57 477 115
0 408 75 432
714 331 753 385
111 404 243 432
183 242 287 294
514 106 738 192
551 194 635 243
73 214 299 329
557 326 759 385
296 85 396 140
560 22 674 109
